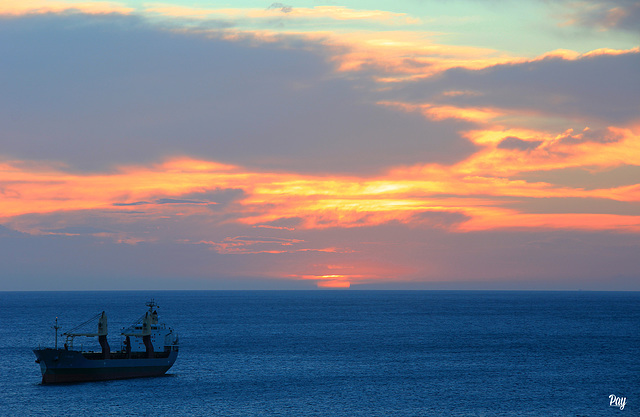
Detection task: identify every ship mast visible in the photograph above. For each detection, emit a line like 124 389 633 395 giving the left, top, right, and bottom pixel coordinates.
146 298 158 311
53 317 60 350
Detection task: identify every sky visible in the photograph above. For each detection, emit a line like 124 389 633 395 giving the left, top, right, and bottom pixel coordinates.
1 0 639 290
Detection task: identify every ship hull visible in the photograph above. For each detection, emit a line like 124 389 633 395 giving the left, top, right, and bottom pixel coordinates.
33 348 179 384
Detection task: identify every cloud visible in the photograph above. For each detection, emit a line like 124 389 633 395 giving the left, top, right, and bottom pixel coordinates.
457 126 640 179
556 127 625 145
227 236 301 244
112 188 244 209
146 3 419 25
267 3 292 14
0 0 134 16
154 198 209 205
391 49 640 126
0 12 475 174
45 226 113 235
407 211 471 228
203 235 307 254
4 152 640 238
497 136 543 151
517 164 640 190
558 0 640 32
113 201 151 206
505 196 640 215
253 217 302 231
0 224 26 238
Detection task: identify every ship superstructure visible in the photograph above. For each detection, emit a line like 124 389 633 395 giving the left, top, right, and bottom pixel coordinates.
33 299 179 384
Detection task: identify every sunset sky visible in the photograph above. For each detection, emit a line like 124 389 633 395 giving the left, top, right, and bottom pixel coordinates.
1 0 639 290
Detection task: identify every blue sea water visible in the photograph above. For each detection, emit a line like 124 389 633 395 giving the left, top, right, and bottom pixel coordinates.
0 291 637 416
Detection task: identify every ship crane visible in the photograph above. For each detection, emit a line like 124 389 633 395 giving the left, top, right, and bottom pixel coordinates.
121 300 161 358
121 311 157 357
62 311 110 358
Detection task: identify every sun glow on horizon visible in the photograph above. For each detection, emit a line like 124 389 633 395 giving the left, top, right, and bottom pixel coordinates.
317 281 351 288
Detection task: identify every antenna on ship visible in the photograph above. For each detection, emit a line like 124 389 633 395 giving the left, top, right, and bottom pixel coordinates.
146 298 159 311
53 317 60 350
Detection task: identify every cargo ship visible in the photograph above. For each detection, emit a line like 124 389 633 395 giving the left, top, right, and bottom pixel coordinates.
34 299 179 384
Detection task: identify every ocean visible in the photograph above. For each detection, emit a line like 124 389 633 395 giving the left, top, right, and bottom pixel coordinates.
0 291 637 416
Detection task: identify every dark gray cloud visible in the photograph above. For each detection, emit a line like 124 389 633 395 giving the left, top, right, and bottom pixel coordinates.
391 50 640 126
407 210 470 228
517 165 640 190
155 198 207 205
560 0 640 32
505 197 640 216
0 224 26 238
113 199 207 205
112 188 245 208
45 226 113 235
113 201 151 206
267 3 293 13
182 188 246 207
226 236 300 244
257 217 303 229
556 127 624 145
0 13 475 174
497 136 543 151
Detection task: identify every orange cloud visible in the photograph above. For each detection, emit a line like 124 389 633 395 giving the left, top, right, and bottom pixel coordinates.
325 31 513 79
378 101 504 123
145 4 419 24
0 0 133 16
457 126 640 178
512 47 640 63
2 112 640 239
333 43 640 81
282 6 420 24
2 150 639 238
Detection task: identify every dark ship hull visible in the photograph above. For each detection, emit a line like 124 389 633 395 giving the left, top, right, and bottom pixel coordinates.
33 347 179 384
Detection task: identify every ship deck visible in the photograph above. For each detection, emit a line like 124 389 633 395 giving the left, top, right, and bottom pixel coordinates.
82 350 172 360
